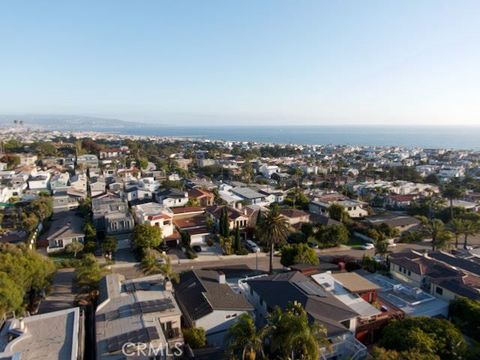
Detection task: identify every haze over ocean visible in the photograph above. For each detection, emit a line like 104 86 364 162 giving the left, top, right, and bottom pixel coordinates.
110 125 480 150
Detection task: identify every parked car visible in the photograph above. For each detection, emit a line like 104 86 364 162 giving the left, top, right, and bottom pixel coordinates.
192 245 202 252
360 243 375 250
308 241 319 249
245 240 260 253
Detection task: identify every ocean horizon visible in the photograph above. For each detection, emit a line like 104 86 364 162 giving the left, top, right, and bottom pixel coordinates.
111 125 480 150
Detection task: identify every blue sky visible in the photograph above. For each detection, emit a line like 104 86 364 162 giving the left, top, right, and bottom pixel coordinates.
1 1 480 126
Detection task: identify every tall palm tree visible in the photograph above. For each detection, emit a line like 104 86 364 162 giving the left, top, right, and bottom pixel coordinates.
462 220 479 249
449 218 466 249
226 314 265 360
442 185 465 221
422 219 450 251
264 302 329 360
258 205 289 274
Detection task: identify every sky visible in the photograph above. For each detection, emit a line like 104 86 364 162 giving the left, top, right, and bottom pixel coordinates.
1 1 480 126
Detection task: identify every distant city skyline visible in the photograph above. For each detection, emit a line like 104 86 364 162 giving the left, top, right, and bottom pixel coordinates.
1 1 480 126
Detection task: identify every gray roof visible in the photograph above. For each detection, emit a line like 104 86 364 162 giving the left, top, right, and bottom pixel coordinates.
175 270 253 321
231 187 266 200
430 251 480 277
45 211 84 241
247 271 358 337
0 308 80 360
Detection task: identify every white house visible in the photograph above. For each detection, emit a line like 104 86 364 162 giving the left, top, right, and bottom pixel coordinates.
132 202 175 238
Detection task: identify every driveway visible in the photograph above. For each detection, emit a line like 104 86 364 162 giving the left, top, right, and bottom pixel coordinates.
38 268 75 314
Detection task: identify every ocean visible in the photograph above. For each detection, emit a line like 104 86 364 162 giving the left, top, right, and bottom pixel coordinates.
113 125 480 150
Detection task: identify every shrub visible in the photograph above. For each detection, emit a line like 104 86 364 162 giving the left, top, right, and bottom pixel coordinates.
183 327 206 349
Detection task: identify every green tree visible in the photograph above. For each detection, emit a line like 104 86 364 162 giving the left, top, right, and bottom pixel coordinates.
65 240 84 258
442 184 465 221
183 327 206 349
328 203 350 223
378 317 468 360
234 225 241 253
0 272 24 317
462 219 479 249
264 302 329 360
84 221 97 242
226 313 265 360
421 219 450 251
257 205 289 274
370 346 439 360
316 224 350 247
101 236 117 256
449 297 480 342
280 243 319 267
140 249 179 283
132 224 163 252
75 254 107 293
448 218 466 249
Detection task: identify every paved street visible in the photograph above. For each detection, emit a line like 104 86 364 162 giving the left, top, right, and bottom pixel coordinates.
38 268 76 314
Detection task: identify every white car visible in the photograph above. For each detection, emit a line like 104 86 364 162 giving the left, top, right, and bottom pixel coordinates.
360 243 375 250
246 240 260 253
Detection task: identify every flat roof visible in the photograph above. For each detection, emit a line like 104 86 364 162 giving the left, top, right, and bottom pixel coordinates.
331 272 381 293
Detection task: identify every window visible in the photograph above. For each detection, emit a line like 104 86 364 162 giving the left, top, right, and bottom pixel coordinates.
407 270 411 276
436 287 443 295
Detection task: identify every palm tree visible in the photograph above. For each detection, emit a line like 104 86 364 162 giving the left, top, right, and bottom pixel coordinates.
462 220 479 249
448 218 466 249
226 314 265 360
422 219 450 251
264 302 329 360
442 185 465 221
258 205 289 274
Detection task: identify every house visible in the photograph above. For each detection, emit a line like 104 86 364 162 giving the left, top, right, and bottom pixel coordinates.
123 186 153 204
258 164 280 178
69 174 88 198
92 196 135 235
138 177 161 192
0 185 13 203
28 172 51 191
364 213 420 233
174 215 210 246
240 271 367 360
0 307 83 360
309 193 368 218
231 187 267 206
175 270 253 347
155 188 189 208
385 194 418 209
187 188 214 207
96 273 183 360
279 208 310 226
52 194 80 213
206 205 250 230
76 154 99 169
311 272 399 345
45 211 85 253
49 172 70 194
132 202 175 238
18 153 38 166
389 250 480 301
360 271 449 317
89 176 106 198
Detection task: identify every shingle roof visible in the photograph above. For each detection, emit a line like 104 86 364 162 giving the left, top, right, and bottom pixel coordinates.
246 271 358 337
175 270 253 321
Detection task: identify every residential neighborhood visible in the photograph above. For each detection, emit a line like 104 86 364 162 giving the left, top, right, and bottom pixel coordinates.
2 130 480 359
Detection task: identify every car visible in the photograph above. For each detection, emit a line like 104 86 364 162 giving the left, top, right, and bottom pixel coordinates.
245 240 260 253
192 245 202 252
360 243 375 250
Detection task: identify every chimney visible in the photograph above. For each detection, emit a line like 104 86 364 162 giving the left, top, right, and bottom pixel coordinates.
217 271 226 284
237 202 243 210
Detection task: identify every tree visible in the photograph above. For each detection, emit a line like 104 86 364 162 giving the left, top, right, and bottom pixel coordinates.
449 297 480 342
462 219 479 249
264 302 329 360
220 236 234 255
183 327 206 349
316 224 350 247
371 346 440 360
442 185 465 221
257 205 289 274
421 219 450 251
219 207 230 237
234 225 241 253
281 243 319 267
328 203 349 222
101 236 117 256
0 272 24 318
226 313 265 360
65 240 84 258
132 224 163 252
75 254 107 293
140 249 179 282
84 221 97 242
378 317 468 360
448 218 466 249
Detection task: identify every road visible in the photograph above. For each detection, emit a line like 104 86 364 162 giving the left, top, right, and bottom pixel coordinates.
38 268 76 314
